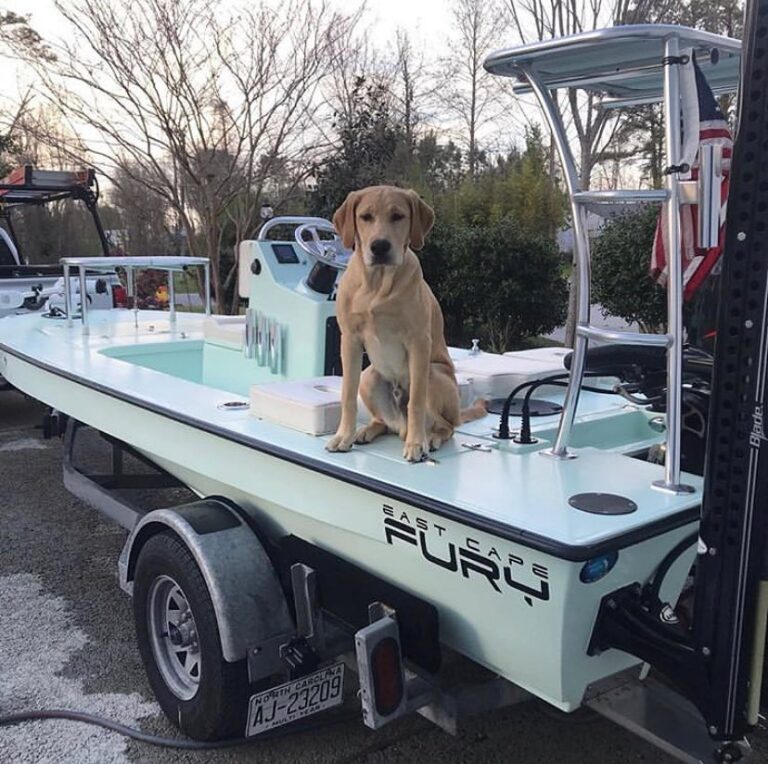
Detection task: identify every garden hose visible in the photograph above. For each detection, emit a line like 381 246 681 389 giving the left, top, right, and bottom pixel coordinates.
0 707 359 751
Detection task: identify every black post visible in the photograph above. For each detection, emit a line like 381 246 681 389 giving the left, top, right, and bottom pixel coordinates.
75 178 111 258
692 0 768 741
86 198 112 258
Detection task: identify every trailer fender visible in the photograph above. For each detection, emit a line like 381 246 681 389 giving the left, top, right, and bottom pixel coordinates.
118 497 294 664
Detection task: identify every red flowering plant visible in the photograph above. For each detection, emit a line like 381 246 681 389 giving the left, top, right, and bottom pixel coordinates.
135 269 171 310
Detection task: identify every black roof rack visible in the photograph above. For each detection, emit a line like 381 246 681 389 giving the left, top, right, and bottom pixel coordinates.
0 166 98 208
0 165 110 257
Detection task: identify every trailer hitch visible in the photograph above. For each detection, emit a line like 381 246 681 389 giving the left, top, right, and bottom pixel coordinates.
279 637 320 680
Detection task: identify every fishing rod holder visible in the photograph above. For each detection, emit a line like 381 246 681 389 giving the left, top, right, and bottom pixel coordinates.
244 307 283 373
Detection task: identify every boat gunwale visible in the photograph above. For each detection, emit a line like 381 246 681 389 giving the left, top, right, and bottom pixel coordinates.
0 341 699 562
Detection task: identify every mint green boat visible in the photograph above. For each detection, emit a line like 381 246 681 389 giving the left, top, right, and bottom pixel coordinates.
1 20 764 764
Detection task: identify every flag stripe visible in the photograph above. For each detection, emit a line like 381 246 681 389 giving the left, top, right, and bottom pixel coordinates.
650 55 733 302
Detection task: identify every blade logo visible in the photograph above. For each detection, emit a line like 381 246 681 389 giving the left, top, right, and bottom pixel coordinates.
750 403 764 449
382 505 549 606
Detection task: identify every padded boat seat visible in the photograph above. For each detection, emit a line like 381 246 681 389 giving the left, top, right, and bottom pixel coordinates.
452 352 564 398
250 375 343 435
203 315 245 347
506 346 622 389
249 373 476 435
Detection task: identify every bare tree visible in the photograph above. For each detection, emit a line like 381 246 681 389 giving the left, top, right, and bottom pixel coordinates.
18 0 360 311
503 0 682 344
504 0 669 189
444 0 508 178
10 103 89 170
0 10 56 175
396 32 418 153
326 29 381 132
0 10 55 61
110 164 176 257
323 27 442 187
389 30 447 156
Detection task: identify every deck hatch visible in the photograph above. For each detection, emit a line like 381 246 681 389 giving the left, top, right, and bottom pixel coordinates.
569 493 638 516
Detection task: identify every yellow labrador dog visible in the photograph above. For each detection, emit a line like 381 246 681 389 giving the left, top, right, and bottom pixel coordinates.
326 185 484 462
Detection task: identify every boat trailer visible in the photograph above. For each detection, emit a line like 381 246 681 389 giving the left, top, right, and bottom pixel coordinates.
9 2 768 761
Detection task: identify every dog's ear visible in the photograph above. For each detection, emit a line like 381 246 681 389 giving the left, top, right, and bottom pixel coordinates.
407 191 435 251
333 191 360 250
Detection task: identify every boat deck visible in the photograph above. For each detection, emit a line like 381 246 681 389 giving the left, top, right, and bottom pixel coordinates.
0 310 702 559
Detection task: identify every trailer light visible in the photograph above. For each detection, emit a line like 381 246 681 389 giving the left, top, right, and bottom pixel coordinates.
580 551 618 583
370 637 404 715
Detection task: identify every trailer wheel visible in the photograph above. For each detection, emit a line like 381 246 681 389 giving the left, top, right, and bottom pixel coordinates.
133 531 250 740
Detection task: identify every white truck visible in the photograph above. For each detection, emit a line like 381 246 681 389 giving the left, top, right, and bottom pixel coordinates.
0 166 125 389
0 228 122 318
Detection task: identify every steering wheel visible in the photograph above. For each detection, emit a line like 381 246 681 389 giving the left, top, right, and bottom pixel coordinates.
294 222 351 271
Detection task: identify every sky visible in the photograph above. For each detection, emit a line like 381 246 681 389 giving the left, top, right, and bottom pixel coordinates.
2 0 460 95
2 0 539 175
3 0 576 189
2 0 489 152
7 0 457 58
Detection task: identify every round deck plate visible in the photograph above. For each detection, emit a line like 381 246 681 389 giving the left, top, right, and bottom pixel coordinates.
217 401 249 411
569 492 638 515
487 398 563 417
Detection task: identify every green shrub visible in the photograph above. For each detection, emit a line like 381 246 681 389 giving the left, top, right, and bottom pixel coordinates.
419 218 568 352
591 206 667 333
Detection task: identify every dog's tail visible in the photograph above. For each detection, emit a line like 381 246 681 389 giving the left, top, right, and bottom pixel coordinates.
460 398 488 423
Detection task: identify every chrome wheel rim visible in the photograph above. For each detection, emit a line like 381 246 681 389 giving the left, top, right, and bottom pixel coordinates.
147 575 201 700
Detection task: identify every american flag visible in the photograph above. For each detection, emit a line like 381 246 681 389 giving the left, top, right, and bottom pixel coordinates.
650 56 733 301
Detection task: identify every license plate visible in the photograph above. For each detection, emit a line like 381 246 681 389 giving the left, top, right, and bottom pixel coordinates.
245 662 345 736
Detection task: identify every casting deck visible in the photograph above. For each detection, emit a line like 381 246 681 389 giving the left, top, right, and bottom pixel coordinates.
0 309 702 559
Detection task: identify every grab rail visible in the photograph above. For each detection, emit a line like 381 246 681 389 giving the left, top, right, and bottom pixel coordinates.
59 256 211 334
576 326 671 347
572 190 669 203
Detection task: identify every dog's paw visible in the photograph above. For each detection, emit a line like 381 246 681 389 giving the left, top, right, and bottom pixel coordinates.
354 426 376 445
403 440 429 462
428 435 443 452
355 421 387 444
326 431 355 452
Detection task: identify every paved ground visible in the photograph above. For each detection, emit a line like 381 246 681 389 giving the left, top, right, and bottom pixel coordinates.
0 390 766 763
546 305 639 344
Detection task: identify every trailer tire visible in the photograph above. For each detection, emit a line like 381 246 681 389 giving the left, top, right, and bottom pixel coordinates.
133 531 250 740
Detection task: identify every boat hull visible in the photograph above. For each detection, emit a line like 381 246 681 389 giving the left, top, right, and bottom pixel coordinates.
0 346 696 711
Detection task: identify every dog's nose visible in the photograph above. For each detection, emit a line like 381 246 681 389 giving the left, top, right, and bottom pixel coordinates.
370 239 392 262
